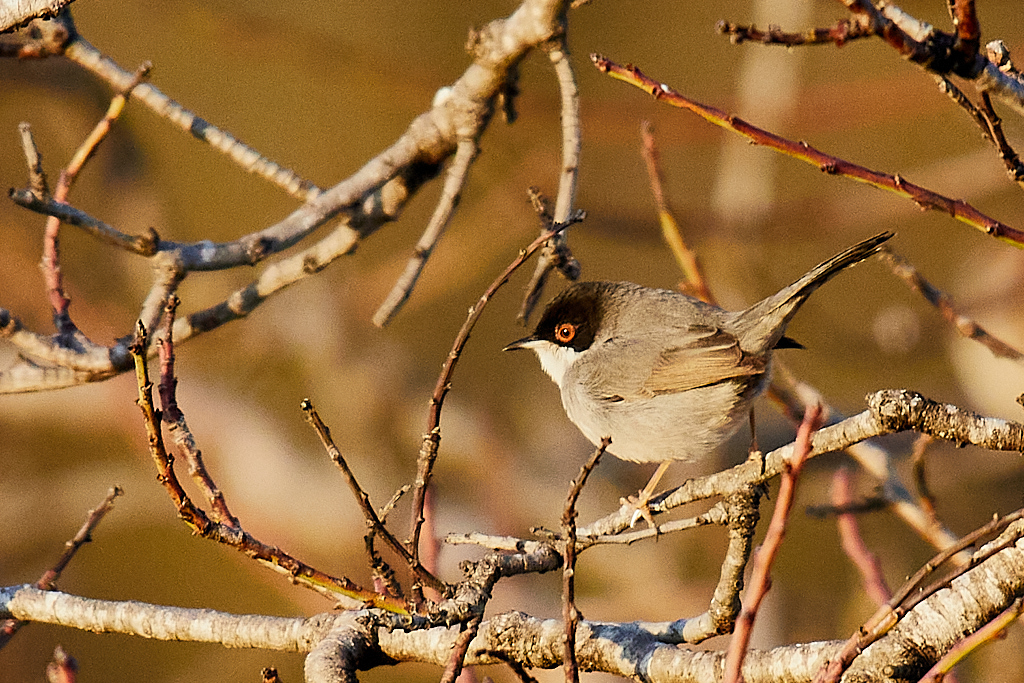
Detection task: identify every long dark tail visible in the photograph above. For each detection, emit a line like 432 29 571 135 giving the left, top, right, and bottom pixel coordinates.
731 231 893 354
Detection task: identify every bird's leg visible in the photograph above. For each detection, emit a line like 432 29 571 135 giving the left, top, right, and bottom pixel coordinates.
748 406 759 454
621 460 671 528
746 407 766 474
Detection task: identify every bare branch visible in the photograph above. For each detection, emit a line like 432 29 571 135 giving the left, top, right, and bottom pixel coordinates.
591 54 1024 247
1 585 315 651
561 439 607 683
374 139 479 327
302 399 445 596
129 321 405 612
716 17 873 47
725 406 822 683
9 190 157 255
63 36 320 202
879 248 1024 361
0 486 122 648
2 0 577 394
518 38 582 322
580 389 1023 540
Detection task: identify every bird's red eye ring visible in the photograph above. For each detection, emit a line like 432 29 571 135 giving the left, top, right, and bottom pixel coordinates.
555 323 576 343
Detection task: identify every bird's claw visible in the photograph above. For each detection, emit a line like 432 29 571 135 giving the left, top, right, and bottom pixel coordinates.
620 493 658 531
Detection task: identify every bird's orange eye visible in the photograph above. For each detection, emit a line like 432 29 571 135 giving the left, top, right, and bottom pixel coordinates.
555 323 576 343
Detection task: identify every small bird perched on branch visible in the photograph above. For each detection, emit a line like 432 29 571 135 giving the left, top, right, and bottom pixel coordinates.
505 231 892 520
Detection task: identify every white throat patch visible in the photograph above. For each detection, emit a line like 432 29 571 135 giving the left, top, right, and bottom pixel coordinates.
524 340 580 388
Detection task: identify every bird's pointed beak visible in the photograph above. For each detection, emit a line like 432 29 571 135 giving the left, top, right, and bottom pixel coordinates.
503 336 541 352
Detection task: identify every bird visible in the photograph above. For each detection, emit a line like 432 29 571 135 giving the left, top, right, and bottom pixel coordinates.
504 231 892 517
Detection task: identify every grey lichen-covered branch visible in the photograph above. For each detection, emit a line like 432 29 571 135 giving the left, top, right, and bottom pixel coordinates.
0 0 573 394
575 388 1023 539
6 510 1024 683
0 391 1021 680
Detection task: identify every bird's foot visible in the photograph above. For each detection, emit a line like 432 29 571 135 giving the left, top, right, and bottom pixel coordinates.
620 491 658 530
746 447 766 475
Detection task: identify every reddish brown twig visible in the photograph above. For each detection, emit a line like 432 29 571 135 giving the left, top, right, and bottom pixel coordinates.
723 404 823 683
639 122 712 302
157 296 238 528
439 614 483 683
41 61 151 330
591 54 1024 247
562 438 609 683
717 17 873 47
815 506 1024 682
0 487 122 648
129 322 407 613
406 215 582 607
831 469 891 607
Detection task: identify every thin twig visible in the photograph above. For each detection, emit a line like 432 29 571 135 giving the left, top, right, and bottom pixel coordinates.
366 527 404 602
18 122 49 197
302 398 444 596
574 502 728 548
39 60 152 330
562 438 609 683
638 121 712 301
935 74 1024 188
518 38 582 322
63 37 321 202
9 190 158 255
910 434 939 520
716 17 873 47
406 216 582 603
723 405 822 683
978 91 1024 188
831 469 891 607
878 248 1024 361
374 139 479 327
591 54 1024 247
129 323 406 611
157 295 237 527
0 486 122 648
935 75 993 141
439 615 483 683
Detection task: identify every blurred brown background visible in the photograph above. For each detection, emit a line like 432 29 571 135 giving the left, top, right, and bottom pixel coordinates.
2 0 1024 681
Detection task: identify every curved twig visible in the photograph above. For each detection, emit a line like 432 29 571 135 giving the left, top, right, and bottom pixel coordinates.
518 38 582 322
374 138 480 327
